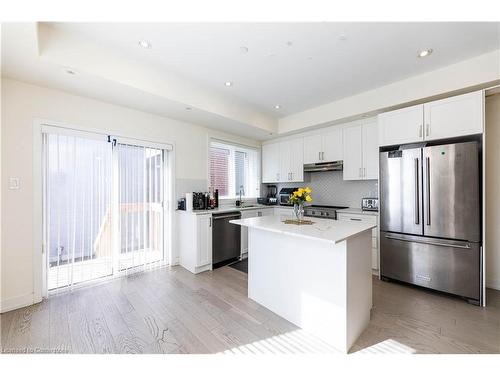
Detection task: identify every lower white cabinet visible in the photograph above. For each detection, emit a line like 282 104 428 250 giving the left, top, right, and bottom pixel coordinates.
337 212 379 271
178 212 213 274
241 208 273 255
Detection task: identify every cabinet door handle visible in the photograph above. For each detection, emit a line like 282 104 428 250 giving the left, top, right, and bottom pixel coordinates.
350 218 362 221
363 168 366 178
419 124 423 138
322 151 325 160
318 151 321 161
209 217 212 227
425 123 430 137
359 168 362 178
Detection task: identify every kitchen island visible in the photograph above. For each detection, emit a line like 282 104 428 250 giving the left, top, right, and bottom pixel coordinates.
230 215 376 353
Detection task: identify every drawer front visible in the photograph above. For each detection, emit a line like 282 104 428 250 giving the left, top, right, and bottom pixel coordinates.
337 213 377 224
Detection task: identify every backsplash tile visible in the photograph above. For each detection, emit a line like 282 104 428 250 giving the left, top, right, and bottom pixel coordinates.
272 171 378 209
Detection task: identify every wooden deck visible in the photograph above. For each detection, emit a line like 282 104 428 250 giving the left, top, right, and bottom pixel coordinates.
1 265 499 354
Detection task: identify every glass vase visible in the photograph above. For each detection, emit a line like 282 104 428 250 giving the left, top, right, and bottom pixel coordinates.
293 203 305 222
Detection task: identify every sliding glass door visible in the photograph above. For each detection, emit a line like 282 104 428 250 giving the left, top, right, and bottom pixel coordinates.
43 127 170 291
116 143 165 272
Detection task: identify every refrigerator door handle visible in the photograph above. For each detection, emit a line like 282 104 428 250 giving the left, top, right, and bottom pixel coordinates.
426 156 431 226
414 158 419 225
384 235 471 249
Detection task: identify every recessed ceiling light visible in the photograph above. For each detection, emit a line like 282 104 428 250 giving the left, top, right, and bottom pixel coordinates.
339 34 347 41
185 107 192 111
225 81 233 87
138 40 152 49
286 41 293 47
418 48 433 58
240 46 249 53
274 105 281 110
63 68 78 76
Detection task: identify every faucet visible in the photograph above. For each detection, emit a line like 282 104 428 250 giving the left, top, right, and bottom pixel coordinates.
236 186 243 207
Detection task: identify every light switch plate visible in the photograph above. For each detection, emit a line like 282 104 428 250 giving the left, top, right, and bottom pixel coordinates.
8 177 20 190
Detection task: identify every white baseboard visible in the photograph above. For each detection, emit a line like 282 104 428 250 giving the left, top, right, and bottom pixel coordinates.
486 278 500 291
0 293 35 313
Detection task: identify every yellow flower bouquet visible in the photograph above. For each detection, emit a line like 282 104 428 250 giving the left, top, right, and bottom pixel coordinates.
289 187 312 222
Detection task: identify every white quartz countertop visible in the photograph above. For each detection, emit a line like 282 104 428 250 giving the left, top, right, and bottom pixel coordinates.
230 215 375 244
176 204 285 215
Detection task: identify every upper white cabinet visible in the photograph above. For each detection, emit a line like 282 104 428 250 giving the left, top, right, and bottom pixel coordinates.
262 139 304 183
362 119 379 180
423 91 483 141
303 127 343 164
342 124 363 180
378 90 484 146
343 119 379 181
280 138 304 182
262 142 281 183
378 104 424 146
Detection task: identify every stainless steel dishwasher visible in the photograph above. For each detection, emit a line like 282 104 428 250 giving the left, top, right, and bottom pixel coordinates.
212 211 241 269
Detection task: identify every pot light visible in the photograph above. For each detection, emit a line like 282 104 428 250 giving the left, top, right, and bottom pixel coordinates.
138 40 152 49
63 68 78 76
274 105 281 110
185 107 192 111
418 48 433 58
225 81 233 87
240 46 249 53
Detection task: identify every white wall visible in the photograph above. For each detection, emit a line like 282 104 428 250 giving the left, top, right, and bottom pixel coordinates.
0 77 260 311
486 93 500 291
279 50 500 134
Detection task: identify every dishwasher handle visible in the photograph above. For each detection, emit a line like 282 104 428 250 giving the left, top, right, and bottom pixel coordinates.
212 213 242 220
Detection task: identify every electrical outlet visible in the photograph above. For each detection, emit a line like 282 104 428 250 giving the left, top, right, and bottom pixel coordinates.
8 177 20 190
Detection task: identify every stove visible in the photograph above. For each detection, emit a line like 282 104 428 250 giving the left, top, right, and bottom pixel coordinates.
303 205 349 220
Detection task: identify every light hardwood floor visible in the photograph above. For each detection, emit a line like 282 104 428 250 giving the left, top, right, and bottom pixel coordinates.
1 265 499 354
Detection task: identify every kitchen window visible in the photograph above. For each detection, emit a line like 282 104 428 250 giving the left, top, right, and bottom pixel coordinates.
209 140 260 199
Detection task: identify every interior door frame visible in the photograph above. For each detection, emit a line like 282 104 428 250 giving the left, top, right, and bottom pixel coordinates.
33 119 175 299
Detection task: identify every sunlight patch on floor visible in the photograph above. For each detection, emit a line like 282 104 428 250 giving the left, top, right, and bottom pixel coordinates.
353 339 417 354
217 329 341 354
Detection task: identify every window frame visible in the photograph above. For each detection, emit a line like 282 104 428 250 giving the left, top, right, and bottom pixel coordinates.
208 138 261 200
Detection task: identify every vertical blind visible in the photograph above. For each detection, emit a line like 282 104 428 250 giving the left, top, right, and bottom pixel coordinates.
44 133 113 290
43 128 168 291
116 143 164 272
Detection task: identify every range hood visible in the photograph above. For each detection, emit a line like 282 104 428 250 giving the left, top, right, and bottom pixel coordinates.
303 160 343 172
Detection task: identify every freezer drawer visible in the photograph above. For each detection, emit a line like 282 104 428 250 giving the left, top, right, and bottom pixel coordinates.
380 232 480 301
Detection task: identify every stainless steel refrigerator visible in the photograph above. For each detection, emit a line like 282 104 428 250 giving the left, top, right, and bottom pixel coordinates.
379 141 482 305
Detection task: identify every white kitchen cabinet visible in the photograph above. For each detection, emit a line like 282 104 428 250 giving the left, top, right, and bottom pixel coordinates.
343 124 363 180
378 91 484 146
337 212 379 271
424 91 483 141
362 119 379 179
263 139 303 183
262 142 281 183
378 104 424 146
303 134 323 164
241 208 273 255
343 120 379 181
178 212 212 274
322 127 343 162
303 128 343 164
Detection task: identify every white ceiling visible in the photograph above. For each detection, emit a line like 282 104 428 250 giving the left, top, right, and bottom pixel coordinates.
47 22 500 116
2 22 500 140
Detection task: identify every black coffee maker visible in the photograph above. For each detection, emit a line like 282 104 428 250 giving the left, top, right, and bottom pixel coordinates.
257 185 278 205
